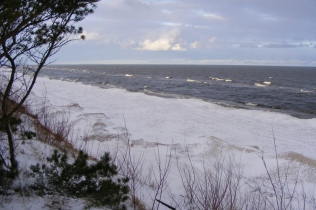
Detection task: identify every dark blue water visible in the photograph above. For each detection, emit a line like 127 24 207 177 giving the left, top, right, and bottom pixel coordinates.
40 65 316 119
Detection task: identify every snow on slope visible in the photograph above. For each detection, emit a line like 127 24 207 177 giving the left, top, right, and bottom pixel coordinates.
2 75 316 209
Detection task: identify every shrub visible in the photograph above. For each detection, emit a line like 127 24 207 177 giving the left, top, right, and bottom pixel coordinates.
0 116 21 132
22 131 36 140
30 150 129 209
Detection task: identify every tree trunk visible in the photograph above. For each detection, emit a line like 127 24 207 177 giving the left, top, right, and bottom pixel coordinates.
3 117 18 178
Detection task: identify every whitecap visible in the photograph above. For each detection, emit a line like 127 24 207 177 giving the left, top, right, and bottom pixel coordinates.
225 79 232 82
255 83 266 87
125 74 133 77
187 79 201 83
300 89 312 93
166 76 172 79
210 77 225 81
245 102 258 106
187 79 197 82
263 81 271 85
245 102 258 107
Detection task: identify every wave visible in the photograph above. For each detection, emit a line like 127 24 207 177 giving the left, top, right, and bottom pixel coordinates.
143 89 155 94
83 70 89 73
245 102 258 107
300 89 312 93
210 77 224 81
143 89 185 99
187 79 202 83
255 83 266 87
210 77 232 82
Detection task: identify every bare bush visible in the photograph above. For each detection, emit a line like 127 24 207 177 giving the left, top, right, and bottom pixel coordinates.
175 147 245 210
149 145 172 210
245 136 309 210
121 128 145 210
33 106 74 152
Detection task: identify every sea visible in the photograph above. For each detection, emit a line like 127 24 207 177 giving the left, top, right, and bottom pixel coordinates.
40 65 316 119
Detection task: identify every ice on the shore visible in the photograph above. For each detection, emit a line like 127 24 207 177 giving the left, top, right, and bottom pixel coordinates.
30 77 316 160
32 76 316 157
27 76 316 207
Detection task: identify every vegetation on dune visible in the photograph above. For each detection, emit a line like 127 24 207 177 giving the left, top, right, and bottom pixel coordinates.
0 0 99 178
30 150 129 209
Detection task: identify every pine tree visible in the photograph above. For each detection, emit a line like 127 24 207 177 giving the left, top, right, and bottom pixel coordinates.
0 0 99 177
31 150 130 209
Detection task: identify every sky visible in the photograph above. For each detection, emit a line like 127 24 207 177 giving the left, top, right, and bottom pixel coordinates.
53 0 316 66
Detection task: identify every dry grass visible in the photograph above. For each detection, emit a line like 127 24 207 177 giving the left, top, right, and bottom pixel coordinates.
281 152 316 169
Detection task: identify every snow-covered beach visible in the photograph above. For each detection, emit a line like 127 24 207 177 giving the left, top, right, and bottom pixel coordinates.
29 76 316 205
3 74 316 209
31 76 316 159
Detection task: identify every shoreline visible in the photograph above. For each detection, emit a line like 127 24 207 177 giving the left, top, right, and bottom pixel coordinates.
40 74 316 120
32 76 316 160
2 74 315 209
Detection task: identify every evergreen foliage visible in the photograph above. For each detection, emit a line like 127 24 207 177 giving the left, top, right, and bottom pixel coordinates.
22 130 36 139
0 116 21 132
30 150 129 209
0 0 100 177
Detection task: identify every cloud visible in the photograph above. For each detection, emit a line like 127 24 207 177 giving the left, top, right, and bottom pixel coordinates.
195 10 226 21
264 43 298 48
262 42 313 48
203 13 226 21
137 29 185 51
59 0 316 66
118 39 137 49
190 41 199 49
239 43 259 48
138 38 172 51
171 44 186 51
209 37 217 43
190 37 217 49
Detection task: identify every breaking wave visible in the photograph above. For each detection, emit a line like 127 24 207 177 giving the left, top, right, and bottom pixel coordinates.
187 79 202 83
255 83 267 87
